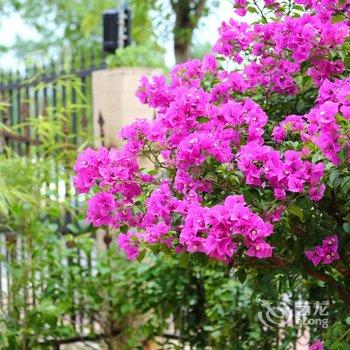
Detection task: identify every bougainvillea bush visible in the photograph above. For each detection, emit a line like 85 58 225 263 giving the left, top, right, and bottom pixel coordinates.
75 0 350 348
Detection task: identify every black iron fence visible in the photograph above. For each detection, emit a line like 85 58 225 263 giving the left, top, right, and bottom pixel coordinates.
0 50 106 154
0 52 110 349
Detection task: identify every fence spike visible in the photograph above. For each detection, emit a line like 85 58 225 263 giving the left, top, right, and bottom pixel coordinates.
25 66 30 80
60 54 65 74
71 53 76 73
50 58 56 78
90 47 95 68
80 50 85 70
98 111 105 146
15 70 20 83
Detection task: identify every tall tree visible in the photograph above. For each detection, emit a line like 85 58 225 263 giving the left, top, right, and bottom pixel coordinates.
171 0 208 62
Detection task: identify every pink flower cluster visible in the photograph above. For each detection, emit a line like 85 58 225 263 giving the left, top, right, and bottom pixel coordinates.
214 5 349 93
74 143 154 229
237 144 325 200
296 0 350 15
74 146 140 196
305 235 340 266
213 19 251 63
74 3 347 265
86 192 116 227
180 195 274 262
273 78 350 165
117 232 140 260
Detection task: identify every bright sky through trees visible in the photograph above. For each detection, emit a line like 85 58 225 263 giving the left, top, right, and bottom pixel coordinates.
0 1 234 69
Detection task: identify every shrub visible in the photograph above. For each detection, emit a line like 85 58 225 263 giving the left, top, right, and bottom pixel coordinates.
75 1 350 348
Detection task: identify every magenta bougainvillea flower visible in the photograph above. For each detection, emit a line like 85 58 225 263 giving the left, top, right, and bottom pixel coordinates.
309 340 324 350
305 235 340 266
74 1 349 267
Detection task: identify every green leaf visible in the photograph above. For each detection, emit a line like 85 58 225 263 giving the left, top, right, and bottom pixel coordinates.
160 244 171 256
332 14 345 23
293 4 304 11
343 222 350 233
329 170 340 186
149 244 161 255
147 169 158 176
121 303 130 314
179 252 189 267
137 249 147 262
235 268 247 284
247 6 258 13
341 178 350 194
67 223 79 234
196 116 209 123
119 225 128 233
288 205 304 221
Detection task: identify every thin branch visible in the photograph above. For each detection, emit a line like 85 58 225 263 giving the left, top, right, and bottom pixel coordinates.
302 264 350 308
229 257 350 307
252 0 268 23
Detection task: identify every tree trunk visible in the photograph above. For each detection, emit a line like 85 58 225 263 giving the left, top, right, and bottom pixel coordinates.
175 40 192 63
171 0 207 63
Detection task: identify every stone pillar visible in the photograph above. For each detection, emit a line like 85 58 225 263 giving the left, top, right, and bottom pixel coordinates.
92 67 161 148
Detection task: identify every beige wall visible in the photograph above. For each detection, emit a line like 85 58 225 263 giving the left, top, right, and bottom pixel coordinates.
92 67 161 148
